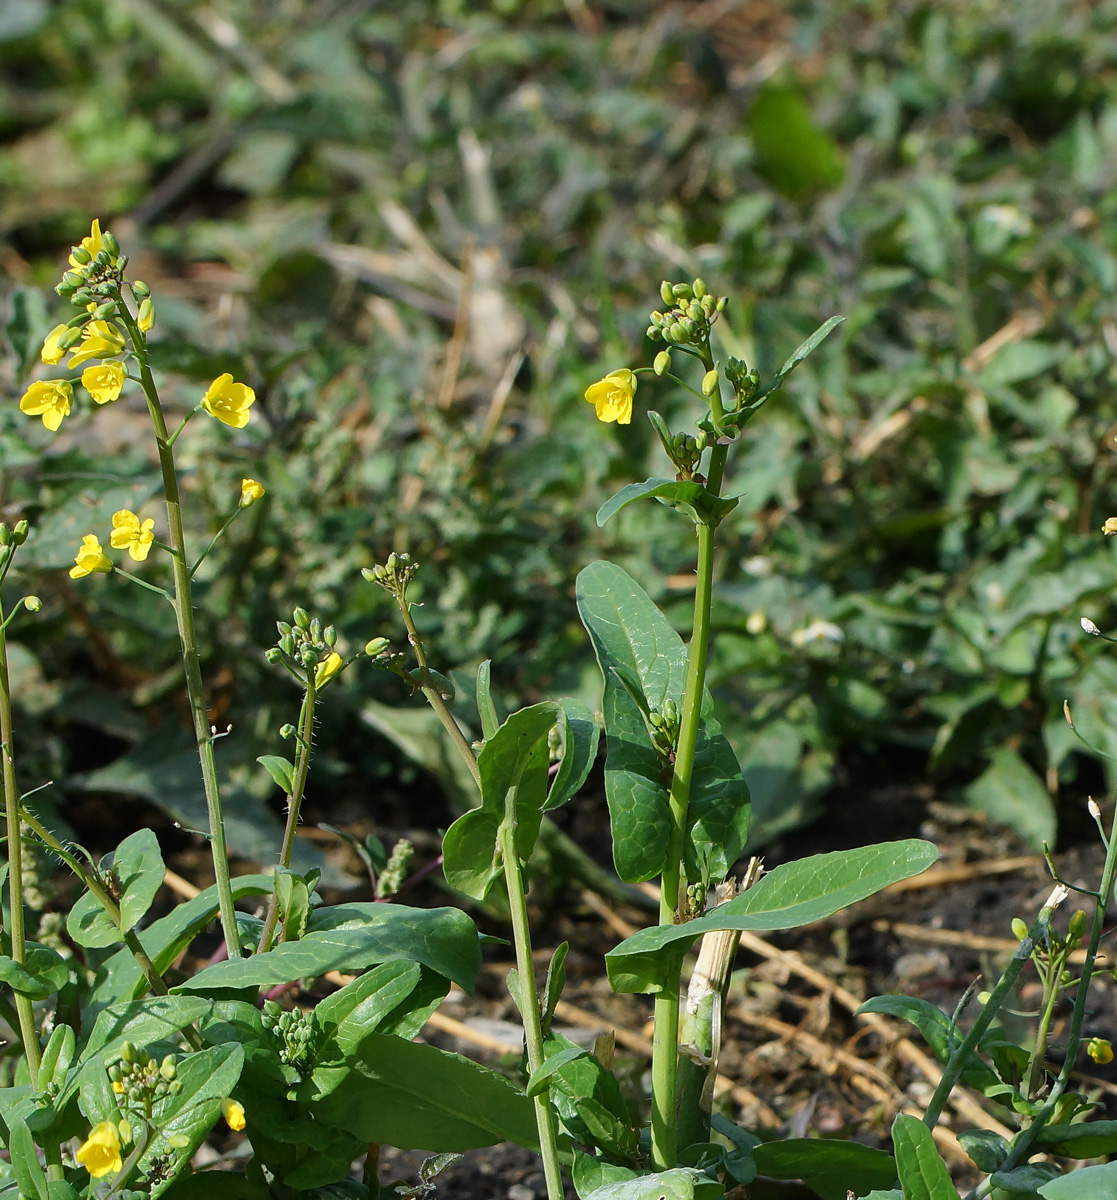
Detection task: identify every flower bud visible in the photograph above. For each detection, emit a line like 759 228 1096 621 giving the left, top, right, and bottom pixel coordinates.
702 369 720 397
1089 1037 1114 1065
361 567 378 582
977 991 991 1005
160 1054 177 1080
59 326 84 350
653 350 671 376
693 278 708 299
92 301 116 320
277 621 292 637
280 723 296 739
365 636 389 656
0 525 10 547
324 625 337 647
117 1119 133 1144
660 281 675 306
70 246 92 266
62 270 83 289
71 288 94 306
265 647 283 665
23 596 41 613
1081 617 1101 636
102 231 120 257
120 1041 135 1063
716 296 728 312
672 283 693 300
293 607 311 630
137 297 155 332
280 634 295 656
1069 909 1088 941
1011 918 1029 941
132 280 151 298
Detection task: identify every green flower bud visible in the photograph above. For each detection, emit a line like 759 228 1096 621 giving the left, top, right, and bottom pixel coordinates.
55 281 77 297
280 633 296 656
132 280 151 298
660 281 675 306
977 990 991 1005
160 1054 177 1080
365 636 390 656
280 723 296 738
687 301 703 321
361 567 378 582
62 270 83 288
120 1041 135 1063
1069 909 1088 941
293 607 311 630
702 369 720 397
646 325 662 340
66 310 91 328
693 278 708 299
671 283 693 300
137 297 155 330
716 296 728 312
71 288 94 306
23 596 41 613
264 647 283 665
1011 918 1029 941
108 1063 122 1082
92 301 116 320
117 1119 133 1143
324 625 337 647
102 231 121 257
70 246 92 266
653 350 671 376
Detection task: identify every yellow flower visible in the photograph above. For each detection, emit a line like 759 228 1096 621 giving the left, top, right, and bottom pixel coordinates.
20 380 73 432
109 510 155 562
111 1080 124 1094
82 362 126 405
239 478 266 508
69 534 113 579
68 320 125 369
41 323 68 365
76 1120 122 1178
222 1098 246 1131
138 298 155 333
1104 517 1117 536
69 219 104 269
1088 1037 1114 1065
201 374 256 429
314 652 343 689
584 369 636 425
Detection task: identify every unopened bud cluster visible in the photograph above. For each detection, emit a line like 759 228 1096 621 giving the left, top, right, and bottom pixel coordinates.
267 607 340 685
109 1042 182 1109
57 229 126 309
362 551 417 599
668 430 709 478
262 1001 319 1079
647 279 727 350
375 837 415 900
648 698 680 762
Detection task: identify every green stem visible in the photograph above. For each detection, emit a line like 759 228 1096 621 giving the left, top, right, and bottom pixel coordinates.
118 303 241 959
258 683 318 952
1025 958 1060 1099
0 598 40 1087
397 597 482 791
499 822 564 1200
923 890 1065 1131
651 505 720 1170
190 507 243 580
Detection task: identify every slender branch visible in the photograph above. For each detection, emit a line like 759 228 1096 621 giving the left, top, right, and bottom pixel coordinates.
190 507 244 579
117 301 241 959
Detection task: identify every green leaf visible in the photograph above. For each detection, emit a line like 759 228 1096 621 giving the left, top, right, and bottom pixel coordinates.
81 996 213 1060
956 1130 1009 1173
316 961 426 1059
0 943 67 999
177 903 480 993
442 702 560 899
67 829 165 948
546 701 599 811
527 1045 587 1097
8 1119 47 1200
38 1025 75 1092
892 1114 960 1200
757 315 845 400
5 288 48 383
576 561 750 883
541 941 568 1030
751 1140 897 1200
748 83 845 201
991 1164 1059 1194
606 841 939 992
476 660 499 740
258 754 296 794
596 479 740 529
1034 1119 1117 1158
1039 1161 1117 1198
581 1168 724 1200
312 1032 538 1151
965 747 1055 852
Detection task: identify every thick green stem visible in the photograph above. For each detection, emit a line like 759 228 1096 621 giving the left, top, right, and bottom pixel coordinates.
499 822 564 1200
119 305 241 959
651 508 719 1171
258 684 317 952
0 605 40 1087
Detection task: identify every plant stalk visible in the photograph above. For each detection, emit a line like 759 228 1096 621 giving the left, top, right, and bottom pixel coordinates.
0 602 40 1087
119 303 241 959
499 821 564 1200
258 682 318 952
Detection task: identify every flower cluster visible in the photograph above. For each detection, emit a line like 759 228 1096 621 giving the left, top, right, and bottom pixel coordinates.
68 510 154 579
265 606 346 691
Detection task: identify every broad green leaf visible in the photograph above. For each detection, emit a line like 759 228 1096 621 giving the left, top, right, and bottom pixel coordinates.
0 943 67 999
574 1155 640 1197
1039 1162 1117 1198
751 1140 896 1200
546 701 600 812
81 996 213 1060
606 841 939 992
527 1046 587 1097
892 1114 960 1200
89 875 271 1011
258 754 296 794
177 903 480 993
312 1032 538 1151
546 1030 637 1160
38 1025 75 1092
576 561 749 883
596 478 739 529
442 702 559 899
990 1164 1059 1194
68 829 169 947
582 1168 723 1200
956 1130 1008 1173
316 961 425 1059
965 747 1055 852
1034 1120 1117 1158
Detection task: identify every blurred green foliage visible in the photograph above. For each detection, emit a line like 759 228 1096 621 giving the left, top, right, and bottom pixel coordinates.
4 0 1117 858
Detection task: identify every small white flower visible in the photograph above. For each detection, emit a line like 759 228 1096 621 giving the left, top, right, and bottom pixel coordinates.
790 620 843 648
1081 617 1101 636
742 556 772 577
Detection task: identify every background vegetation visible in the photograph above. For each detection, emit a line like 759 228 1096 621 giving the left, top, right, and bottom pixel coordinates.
4 0 1117 872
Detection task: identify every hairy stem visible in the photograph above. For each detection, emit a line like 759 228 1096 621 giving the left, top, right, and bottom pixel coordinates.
119 303 241 959
499 822 564 1200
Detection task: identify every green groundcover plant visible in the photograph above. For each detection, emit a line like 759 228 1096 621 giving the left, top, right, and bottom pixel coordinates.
2 221 1116 1200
